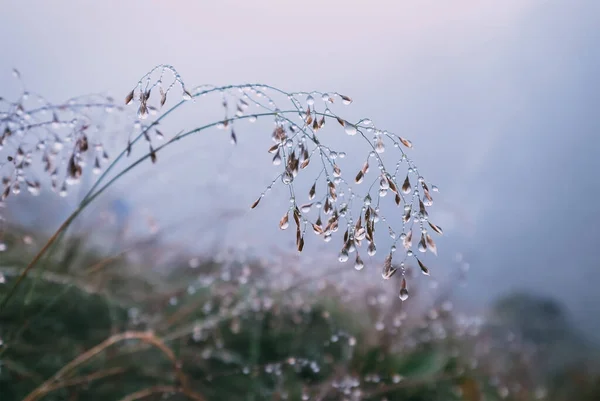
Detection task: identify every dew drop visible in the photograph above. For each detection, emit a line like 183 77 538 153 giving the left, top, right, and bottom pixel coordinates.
399 288 409 301
344 123 357 136
354 256 364 270
338 249 349 263
367 242 376 256
306 94 315 105
282 171 293 185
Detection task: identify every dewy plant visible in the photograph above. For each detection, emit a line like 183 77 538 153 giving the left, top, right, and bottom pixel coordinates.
0 65 443 309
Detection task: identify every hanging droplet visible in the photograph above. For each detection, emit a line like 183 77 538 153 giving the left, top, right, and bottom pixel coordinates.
306 94 315 106
282 171 293 185
338 249 349 263
399 288 409 301
182 88 193 101
367 242 376 256
279 213 289 230
418 234 427 253
354 254 364 270
344 123 357 136
340 94 353 105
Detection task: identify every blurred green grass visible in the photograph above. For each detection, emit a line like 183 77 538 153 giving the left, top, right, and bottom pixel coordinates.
0 226 597 401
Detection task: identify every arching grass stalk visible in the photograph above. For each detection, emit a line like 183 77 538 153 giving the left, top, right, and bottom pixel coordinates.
1 65 444 310
0 109 284 311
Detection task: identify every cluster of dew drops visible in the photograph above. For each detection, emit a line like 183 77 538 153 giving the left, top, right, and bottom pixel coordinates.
122 64 446 301
0 69 126 252
246 88 444 302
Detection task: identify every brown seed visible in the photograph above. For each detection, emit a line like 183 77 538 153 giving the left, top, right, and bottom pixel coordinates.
279 213 289 230
417 258 430 275
125 89 134 105
250 196 261 209
159 87 167 107
399 137 412 148
428 221 443 235
401 175 411 194
355 170 364 184
268 144 280 154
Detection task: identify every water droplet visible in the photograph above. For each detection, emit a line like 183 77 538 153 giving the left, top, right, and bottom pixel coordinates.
249 115 257 123
282 171 293 185
354 255 364 270
338 249 349 263
399 288 409 301
344 123 357 136
367 242 376 256
306 95 314 105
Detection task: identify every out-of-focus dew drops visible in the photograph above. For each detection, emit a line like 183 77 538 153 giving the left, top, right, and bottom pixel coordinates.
0 242 7 252
0 272 5 283
392 374 403 384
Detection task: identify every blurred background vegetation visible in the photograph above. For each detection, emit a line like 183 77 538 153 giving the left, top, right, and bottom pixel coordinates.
1 212 598 401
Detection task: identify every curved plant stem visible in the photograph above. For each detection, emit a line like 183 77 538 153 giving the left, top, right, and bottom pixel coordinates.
0 107 302 311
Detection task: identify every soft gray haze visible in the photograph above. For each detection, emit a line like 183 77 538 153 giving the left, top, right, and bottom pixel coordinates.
1 1 599 338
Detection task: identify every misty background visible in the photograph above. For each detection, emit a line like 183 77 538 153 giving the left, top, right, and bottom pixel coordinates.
1 0 599 340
